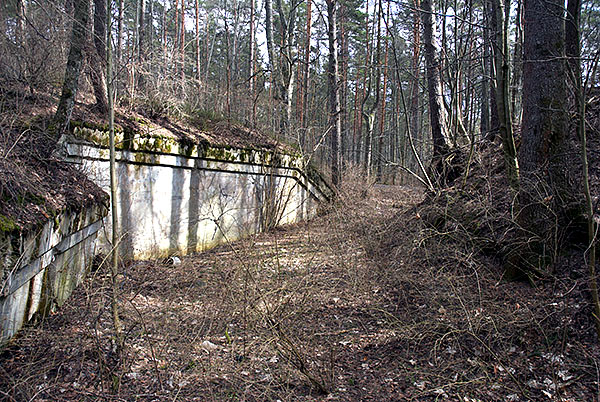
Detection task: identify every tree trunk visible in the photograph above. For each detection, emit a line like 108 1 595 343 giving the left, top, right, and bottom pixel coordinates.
511 0 523 125
409 0 421 154
249 0 255 93
326 0 342 187
486 0 499 138
421 0 451 162
16 0 26 48
180 0 185 82
91 0 108 114
300 0 312 145
195 0 201 81
264 0 275 83
376 1 390 180
106 0 123 355
514 0 571 275
491 0 518 186
117 0 123 63
363 0 381 175
480 33 490 136
53 0 90 137
137 0 145 64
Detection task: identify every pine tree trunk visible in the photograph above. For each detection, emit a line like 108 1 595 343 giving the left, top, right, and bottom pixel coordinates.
326 0 342 187
409 0 421 154
514 0 571 275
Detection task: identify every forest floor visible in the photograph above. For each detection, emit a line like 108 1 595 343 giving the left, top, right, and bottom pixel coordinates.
1 183 599 401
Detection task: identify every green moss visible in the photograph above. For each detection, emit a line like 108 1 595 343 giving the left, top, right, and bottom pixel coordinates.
0 215 18 232
133 152 153 164
204 146 237 161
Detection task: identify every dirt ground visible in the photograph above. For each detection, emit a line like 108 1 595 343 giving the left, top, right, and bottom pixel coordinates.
1 184 599 401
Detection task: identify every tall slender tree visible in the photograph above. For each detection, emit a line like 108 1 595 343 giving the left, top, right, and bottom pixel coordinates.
491 0 518 186
327 0 342 187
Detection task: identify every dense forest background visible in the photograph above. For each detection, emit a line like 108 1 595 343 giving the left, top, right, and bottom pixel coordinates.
2 0 597 183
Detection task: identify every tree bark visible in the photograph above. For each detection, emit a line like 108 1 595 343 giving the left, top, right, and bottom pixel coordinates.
264 0 276 83
106 0 123 355
53 0 90 136
249 0 255 93
16 0 26 48
421 0 451 161
515 0 571 274
91 0 108 114
301 0 311 128
409 0 421 155
195 0 201 81
327 0 342 187
117 0 124 63
491 0 518 186
376 0 390 180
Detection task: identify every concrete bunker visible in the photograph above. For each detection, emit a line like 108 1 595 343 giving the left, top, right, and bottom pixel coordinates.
65 117 333 260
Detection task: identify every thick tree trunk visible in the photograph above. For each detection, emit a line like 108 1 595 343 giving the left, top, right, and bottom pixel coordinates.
53 0 90 137
514 0 571 274
520 0 567 178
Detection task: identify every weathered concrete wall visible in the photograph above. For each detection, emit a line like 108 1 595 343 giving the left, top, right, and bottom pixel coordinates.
66 126 332 260
0 203 107 345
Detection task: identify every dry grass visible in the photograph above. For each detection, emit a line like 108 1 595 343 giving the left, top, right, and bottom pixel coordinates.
1 168 599 401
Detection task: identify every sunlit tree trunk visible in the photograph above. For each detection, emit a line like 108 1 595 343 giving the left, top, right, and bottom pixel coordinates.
326 0 342 187
421 0 451 162
91 0 108 114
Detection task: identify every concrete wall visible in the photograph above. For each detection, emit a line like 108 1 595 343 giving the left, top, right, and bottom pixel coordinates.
0 203 107 345
66 127 332 260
